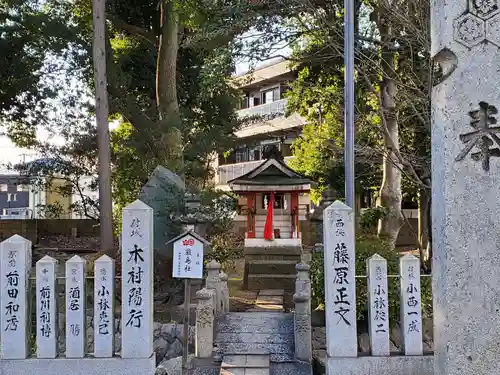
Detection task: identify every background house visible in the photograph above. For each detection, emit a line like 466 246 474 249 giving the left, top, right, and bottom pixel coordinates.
212 59 307 191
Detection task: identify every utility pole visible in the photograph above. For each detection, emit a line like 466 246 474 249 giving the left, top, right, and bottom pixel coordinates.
92 0 114 255
344 0 355 210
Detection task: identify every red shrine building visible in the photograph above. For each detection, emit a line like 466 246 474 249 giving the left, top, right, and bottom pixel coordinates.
228 157 315 290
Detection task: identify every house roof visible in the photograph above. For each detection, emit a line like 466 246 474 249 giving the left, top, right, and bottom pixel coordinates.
227 157 315 188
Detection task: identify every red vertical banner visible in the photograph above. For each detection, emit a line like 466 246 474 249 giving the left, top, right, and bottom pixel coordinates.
263 192 274 240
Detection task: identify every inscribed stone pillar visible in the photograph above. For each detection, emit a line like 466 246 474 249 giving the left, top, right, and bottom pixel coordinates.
0 235 31 359
323 201 357 358
400 254 422 356
94 255 115 357
36 255 58 358
366 254 389 356
121 200 154 358
66 255 86 358
432 2 500 374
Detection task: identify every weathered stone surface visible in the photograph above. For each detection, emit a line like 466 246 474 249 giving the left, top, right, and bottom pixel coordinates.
155 354 195 375
432 1 500 374
138 166 185 257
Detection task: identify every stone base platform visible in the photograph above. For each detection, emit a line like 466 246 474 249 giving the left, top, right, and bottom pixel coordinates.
0 356 155 375
243 246 302 291
314 352 434 375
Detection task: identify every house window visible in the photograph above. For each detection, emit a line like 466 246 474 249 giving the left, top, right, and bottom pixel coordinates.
262 193 285 209
7 193 17 202
235 149 248 163
261 87 281 104
0 184 7 192
17 184 28 192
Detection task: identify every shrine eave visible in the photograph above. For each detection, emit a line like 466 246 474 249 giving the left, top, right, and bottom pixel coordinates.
229 183 313 193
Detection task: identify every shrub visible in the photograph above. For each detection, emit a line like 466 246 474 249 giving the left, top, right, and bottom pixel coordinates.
310 234 432 326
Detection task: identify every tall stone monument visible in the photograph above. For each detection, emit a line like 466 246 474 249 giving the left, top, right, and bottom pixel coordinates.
432 1 500 375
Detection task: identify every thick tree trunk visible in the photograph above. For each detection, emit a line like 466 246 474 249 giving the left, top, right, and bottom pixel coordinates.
156 0 183 173
376 16 403 246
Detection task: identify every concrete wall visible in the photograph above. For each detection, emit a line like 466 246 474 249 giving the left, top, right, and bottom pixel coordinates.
0 219 99 243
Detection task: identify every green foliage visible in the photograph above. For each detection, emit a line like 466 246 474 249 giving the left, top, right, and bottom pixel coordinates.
359 207 388 232
36 202 64 219
310 235 432 325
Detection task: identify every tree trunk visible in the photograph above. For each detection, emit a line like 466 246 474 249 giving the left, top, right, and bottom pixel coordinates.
92 0 114 256
376 14 403 246
157 0 184 173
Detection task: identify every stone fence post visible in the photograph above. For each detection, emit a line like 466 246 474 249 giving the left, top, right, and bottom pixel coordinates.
206 260 223 313
295 262 311 297
195 288 215 358
219 271 230 313
293 292 312 363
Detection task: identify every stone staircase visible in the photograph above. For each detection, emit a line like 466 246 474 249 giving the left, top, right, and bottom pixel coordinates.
193 311 311 375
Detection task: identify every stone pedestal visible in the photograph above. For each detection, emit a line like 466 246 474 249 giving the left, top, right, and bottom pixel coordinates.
432 1 500 374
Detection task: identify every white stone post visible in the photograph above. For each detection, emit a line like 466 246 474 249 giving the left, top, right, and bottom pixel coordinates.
367 254 390 356
432 1 500 374
36 255 58 358
205 260 222 313
0 235 31 359
400 254 422 356
323 201 357 358
219 271 230 313
94 255 115 357
121 200 154 358
195 288 215 358
66 255 86 358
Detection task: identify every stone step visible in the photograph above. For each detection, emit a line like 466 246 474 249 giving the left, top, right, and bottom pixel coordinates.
217 343 293 356
246 274 295 291
221 354 270 368
220 368 269 375
216 333 294 345
269 353 295 363
270 362 312 375
247 260 298 275
217 313 294 334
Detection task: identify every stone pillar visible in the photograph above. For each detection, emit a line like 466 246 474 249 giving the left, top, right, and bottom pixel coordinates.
366 254 389 356
0 235 31 359
295 262 311 296
121 200 154 358
293 292 312 363
431 2 500 373
219 271 230 313
36 255 58 358
195 288 215 358
65 255 86 358
205 260 222 313
323 201 357 358
94 255 115 358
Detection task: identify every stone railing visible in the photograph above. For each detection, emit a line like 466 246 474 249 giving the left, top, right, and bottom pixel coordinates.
0 200 156 375
294 262 312 363
195 260 229 359
321 201 433 375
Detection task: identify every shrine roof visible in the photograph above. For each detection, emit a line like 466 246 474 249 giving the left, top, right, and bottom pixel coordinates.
228 158 316 190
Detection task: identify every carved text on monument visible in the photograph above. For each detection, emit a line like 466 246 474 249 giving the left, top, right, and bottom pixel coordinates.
455 101 500 171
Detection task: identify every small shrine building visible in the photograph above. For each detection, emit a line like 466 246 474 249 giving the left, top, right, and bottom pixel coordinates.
228 157 316 290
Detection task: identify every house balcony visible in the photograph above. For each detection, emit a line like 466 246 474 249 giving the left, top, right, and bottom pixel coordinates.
237 99 288 119
216 156 295 188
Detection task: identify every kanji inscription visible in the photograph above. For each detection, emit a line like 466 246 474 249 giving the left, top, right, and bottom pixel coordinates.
455 101 500 171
